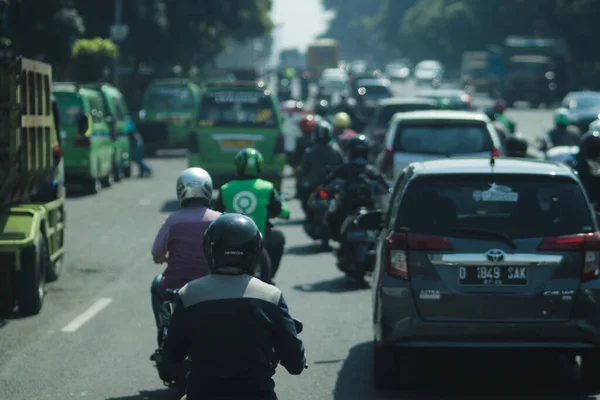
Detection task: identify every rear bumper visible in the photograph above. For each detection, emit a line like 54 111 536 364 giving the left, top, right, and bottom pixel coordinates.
375 287 600 350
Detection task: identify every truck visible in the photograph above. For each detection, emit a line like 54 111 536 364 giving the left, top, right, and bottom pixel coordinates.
0 57 66 315
306 39 340 81
460 48 504 96
213 38 269 81
501 36 571 107
279 48 305 72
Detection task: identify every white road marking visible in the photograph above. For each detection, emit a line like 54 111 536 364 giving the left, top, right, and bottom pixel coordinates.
60 298 113 333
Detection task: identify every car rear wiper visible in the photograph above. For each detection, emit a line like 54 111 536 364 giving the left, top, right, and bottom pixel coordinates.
451 228 518 250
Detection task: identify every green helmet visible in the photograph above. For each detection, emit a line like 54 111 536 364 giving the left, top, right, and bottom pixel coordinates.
554 109 570 126
234 148 264 177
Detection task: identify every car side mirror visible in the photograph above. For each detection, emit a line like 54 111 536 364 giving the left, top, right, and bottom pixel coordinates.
77 113 90 135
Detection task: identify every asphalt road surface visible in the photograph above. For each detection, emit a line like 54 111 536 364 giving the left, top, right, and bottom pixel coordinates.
0 82 587 400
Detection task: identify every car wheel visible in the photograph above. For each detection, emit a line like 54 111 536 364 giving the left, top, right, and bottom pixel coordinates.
581 350 600 391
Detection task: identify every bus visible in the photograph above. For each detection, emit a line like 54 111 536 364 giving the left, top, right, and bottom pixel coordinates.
306 39 340 80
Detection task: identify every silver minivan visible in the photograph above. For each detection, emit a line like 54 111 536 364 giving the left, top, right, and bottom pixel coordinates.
372 157 600 390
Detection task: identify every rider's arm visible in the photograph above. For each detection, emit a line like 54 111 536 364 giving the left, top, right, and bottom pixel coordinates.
151 216 171 263
323 164 344 186
272 294 306 375
298 149 311 178
367 165 390 191
162 296 192 363
267 188 290 220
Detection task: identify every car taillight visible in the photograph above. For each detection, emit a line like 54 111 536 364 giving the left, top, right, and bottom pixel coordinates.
381 146 393 171
385 232 454 279
187 132 199 153
74 136 90 148
537 232 600 282
492 147 500 158
319 189 328 199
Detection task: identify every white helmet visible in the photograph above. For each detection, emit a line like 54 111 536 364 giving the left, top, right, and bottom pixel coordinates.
176 167 213 206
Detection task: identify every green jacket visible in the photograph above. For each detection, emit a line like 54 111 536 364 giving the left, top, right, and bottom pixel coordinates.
215 176 290 236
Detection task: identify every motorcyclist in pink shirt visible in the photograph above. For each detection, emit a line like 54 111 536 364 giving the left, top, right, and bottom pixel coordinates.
150 167 221 350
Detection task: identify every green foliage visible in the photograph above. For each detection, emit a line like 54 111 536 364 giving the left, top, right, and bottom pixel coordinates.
71 38 118 82
4 0 273 74
72 37 118 59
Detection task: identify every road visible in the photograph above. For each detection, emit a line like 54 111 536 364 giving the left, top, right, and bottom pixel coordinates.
0 82 589 400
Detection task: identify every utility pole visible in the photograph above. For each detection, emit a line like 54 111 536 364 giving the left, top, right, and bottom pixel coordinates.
110 0 128 86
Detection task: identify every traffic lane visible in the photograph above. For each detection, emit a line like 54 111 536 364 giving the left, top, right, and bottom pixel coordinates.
0 158 184 370
0 175 366 400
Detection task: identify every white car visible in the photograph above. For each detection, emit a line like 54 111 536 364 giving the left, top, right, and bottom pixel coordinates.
377 110 505 182
414 60 443 84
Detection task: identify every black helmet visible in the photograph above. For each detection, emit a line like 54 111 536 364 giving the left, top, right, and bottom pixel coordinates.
314 120 332 143
580 130 600 160
203 213 263 275
347 134 369 160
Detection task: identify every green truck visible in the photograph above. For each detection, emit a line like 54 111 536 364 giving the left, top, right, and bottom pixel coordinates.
0 57 66 315
137 78 203 155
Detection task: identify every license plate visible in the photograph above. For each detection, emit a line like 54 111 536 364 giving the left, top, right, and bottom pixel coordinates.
458 266 527 286
222 139 252 149
346 230 378 242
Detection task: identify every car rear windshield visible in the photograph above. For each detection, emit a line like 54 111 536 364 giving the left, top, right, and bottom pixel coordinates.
198 91 277 128
146 86 194 109
396 175 593 239
54 93 82 125
377 104 438 125
393 121 492 155
361 85 391 96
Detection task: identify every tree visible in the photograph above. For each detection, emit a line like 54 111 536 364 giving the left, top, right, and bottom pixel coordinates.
6 0 85 74
71 37 118 81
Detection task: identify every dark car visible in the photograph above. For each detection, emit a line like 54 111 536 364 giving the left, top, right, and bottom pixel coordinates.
561 91 600 133
364 97 439 140
372 157 600 389
416 89 472 110
353 79 392 120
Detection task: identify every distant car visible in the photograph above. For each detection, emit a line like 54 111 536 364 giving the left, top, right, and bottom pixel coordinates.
417 89 472 110
377 110 504 182
372 157 600 389
363 97 439 150
414 60 444 85
319 68 349 97
353 78 393 119
560 91 600 133
385 63 410 81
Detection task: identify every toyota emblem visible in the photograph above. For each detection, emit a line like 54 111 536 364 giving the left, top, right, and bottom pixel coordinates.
486 249 506 263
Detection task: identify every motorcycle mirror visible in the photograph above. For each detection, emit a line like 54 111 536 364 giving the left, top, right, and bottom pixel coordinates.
293 318 303 333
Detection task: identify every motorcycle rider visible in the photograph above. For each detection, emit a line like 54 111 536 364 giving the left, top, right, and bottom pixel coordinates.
491 100 515 133
294 114 318 195
297 120 344 216
150 167 221 348
573 130 600 208
540 109 581 151
332 112 358 157
322 135 389 242
162 213 306 400
214 148 290 280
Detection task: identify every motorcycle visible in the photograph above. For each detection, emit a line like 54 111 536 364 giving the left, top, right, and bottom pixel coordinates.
302 185 333 249
328 180 387 283
153 289 306 399
337 208 383 283
152 288 192 398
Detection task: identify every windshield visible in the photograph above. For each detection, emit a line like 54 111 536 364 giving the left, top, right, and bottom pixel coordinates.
509 62 551 75
145 86 195 110
198 91 277 128
393 123 492 154
361 85 391 98
54 93 82 125
377 104 437 126
566 95 600 110
397 176 593 239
